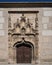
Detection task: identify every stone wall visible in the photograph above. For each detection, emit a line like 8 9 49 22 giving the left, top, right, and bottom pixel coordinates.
0 8 52 64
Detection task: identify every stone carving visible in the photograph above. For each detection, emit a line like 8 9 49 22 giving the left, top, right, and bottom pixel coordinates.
8 14 11 28
8 12 39 64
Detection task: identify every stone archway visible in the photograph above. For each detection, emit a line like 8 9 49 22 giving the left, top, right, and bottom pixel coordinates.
13 39 34 63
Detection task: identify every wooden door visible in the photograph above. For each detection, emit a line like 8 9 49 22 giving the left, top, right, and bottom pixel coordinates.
16 44 32 63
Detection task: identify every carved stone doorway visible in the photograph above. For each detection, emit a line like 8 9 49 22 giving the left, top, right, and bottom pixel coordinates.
14 41 34 63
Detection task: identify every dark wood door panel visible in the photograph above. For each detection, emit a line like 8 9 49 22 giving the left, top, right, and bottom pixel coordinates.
16 44 32 63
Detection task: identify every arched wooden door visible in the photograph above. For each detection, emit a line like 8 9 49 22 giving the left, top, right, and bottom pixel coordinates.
16 43 32 63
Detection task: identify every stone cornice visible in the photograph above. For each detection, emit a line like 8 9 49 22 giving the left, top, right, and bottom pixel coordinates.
0 3 52 8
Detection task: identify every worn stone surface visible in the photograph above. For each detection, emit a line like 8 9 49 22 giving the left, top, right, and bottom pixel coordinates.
0 8 52 64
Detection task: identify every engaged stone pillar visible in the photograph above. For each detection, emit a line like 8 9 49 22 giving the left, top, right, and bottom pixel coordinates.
35 13 39 64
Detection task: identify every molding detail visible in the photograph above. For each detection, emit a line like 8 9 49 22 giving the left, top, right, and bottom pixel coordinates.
8 11 39 64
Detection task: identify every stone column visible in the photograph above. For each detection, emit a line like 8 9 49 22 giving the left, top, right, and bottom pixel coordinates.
35 13 39 64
